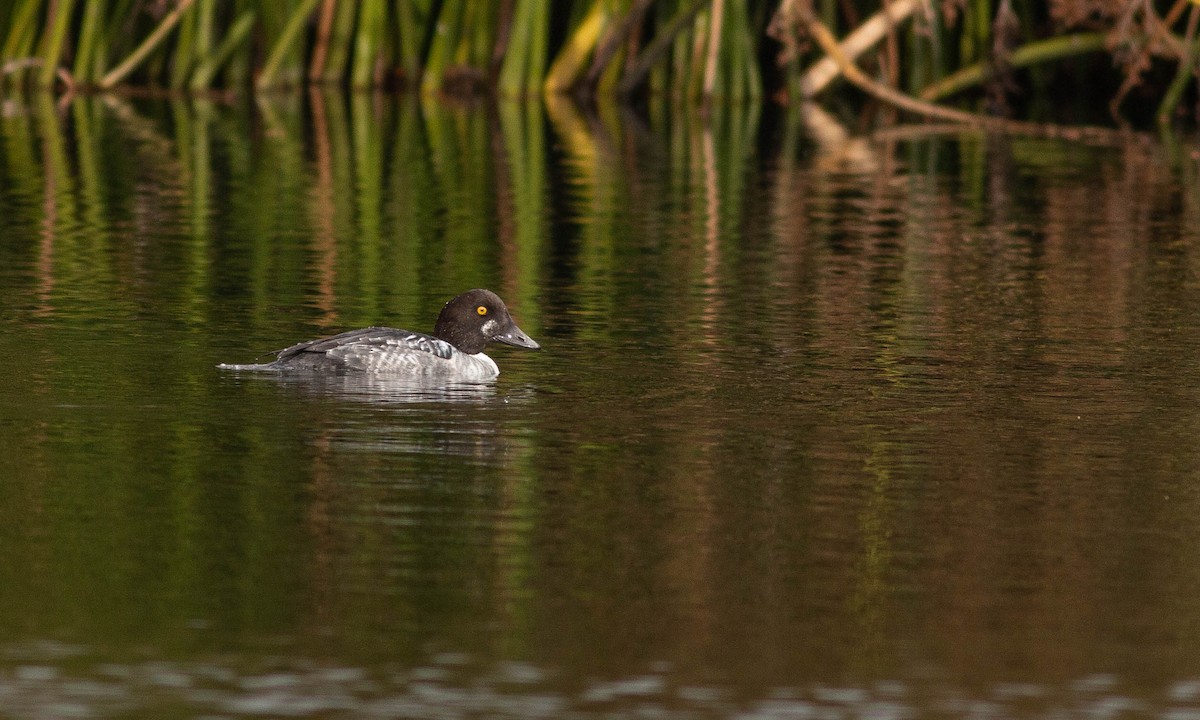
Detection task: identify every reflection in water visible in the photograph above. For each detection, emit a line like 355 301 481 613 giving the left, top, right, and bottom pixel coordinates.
2 92 1200 717
226 370 502 405
0 645 1197 718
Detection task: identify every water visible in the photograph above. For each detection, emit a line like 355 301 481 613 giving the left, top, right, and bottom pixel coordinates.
2 93 1200 718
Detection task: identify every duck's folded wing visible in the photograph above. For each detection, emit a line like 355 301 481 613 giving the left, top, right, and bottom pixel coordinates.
275 327 454 371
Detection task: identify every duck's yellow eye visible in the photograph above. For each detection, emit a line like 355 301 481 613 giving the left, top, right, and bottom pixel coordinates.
476 306 488 316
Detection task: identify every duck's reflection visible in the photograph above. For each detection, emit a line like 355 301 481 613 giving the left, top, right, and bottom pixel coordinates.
270 372 503 405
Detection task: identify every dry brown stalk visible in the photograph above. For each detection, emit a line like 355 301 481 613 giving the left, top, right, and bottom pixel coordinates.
1110 0 1190 116
792 0 1143 143
783 0 919 97
793 1 983 122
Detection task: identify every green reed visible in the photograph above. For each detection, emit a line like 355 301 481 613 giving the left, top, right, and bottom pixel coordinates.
0 0 1191 119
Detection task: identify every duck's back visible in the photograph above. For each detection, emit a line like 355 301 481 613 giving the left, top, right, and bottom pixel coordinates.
220 327 500 378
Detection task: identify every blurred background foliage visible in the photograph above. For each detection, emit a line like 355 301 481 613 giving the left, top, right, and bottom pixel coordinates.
0 0 1198 125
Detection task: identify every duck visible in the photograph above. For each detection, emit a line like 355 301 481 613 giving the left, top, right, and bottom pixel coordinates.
218 289 539 380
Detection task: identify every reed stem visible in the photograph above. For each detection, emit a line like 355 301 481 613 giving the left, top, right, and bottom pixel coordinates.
258 0 322 90
396 0 422 81
37 0 77 88
99 0 197 89
351 0 387 89
422 0 464 94
919 32 1106 100
321 0 358 84
170 2 197 88
73 0 106 85
545 0 609 94
189 9 256 91
0 0 1183 121
1158 5 1200 125
499 0 533 96
2 0 42 76
619 0 708 96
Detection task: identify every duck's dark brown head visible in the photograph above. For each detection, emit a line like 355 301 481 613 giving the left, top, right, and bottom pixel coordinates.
433 289 540 355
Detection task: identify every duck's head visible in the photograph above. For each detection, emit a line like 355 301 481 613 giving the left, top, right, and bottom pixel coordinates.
434 289 541 355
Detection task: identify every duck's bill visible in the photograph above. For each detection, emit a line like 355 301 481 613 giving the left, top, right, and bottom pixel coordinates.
494 324 541 350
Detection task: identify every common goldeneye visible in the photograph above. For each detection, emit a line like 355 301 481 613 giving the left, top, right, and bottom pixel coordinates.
218 289 539 380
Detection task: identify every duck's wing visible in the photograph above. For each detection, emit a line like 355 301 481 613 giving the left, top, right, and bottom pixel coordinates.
276 327 455 371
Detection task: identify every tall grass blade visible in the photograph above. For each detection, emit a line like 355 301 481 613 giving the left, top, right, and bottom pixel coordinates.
318 0 358 84
352 0 388 89
195 0 215 65
308 0 336 82
619 0 707 96
2 0 41 60
3 0 43 88
170 2 198 88
74 0 107 85
422 0 464 95
544 0 608 94
99 0 197 89
1158 5 1200 125
396 0 422 82
258 0 322 90
499 0 533 96
919 32 1106 100
702 0 724 99
38 0 77 88
189 9 256 91
527 0 550 89
586 0 651 92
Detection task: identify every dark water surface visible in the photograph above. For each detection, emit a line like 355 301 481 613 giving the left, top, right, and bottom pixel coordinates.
2 94 1200 718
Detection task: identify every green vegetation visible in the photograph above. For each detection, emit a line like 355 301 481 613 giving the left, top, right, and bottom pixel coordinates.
0 0 1196 122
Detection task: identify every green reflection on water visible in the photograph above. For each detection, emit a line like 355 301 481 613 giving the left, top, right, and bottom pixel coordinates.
3 90 1200 716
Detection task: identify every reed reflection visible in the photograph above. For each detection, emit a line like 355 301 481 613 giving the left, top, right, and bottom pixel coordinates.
2 92 1200 709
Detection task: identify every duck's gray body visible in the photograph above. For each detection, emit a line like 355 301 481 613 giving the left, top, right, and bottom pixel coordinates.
218 327 501 380
217 289 537 381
